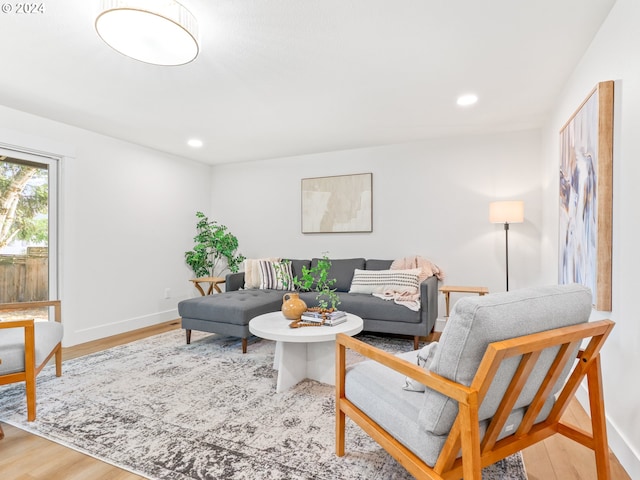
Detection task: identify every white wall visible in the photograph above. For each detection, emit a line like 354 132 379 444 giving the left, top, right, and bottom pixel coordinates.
540 0 640 476
0 105 212 346
211 128 543 314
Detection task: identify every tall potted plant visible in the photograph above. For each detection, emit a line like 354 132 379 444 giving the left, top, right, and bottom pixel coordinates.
184 212 245 278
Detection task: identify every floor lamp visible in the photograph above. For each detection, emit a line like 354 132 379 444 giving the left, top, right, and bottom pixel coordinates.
489 201 524 291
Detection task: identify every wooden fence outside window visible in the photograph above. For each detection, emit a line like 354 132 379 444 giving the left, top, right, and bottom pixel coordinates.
0 247 48 303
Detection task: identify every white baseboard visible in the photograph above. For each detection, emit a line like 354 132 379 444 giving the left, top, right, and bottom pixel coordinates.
576 386 640 479
62 309 179 347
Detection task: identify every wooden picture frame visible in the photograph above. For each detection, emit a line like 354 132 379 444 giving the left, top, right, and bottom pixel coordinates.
559 81 614 311
301 173 372 233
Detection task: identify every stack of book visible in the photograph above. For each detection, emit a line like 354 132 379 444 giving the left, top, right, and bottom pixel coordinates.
300 310 347 326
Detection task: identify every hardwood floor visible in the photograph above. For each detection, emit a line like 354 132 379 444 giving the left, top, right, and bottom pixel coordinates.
0 322 631 479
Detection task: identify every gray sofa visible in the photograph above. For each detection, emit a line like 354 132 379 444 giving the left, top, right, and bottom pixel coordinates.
178 257 439 353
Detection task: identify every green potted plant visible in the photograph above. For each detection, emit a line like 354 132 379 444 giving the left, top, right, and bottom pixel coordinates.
184 212 245 278
276 254 341 311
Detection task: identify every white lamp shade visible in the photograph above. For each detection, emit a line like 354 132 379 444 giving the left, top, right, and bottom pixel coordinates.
489 201 524 224
96 0 199 66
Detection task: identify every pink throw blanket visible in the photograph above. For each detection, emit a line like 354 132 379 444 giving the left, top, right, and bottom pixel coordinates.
373 256 444 310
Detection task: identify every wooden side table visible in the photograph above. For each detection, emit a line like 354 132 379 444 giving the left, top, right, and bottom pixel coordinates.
190 276 225 296
439 285 489 317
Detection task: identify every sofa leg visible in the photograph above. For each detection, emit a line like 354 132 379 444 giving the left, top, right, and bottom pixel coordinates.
242 337 247 354
413 336 420 350
186 329 191 345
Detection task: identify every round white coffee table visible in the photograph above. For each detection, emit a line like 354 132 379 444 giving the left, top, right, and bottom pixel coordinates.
249 311 363 392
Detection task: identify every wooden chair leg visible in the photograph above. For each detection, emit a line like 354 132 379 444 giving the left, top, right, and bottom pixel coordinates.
26 370 36 422
587 356 611 479
186 329 191 344
55 344 62 377
242 337 247 354
336 339 347 456
336 407 346 456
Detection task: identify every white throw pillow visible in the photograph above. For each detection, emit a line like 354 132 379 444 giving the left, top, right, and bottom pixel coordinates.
403 342 438 392
348 268 421 294
244 257 280 289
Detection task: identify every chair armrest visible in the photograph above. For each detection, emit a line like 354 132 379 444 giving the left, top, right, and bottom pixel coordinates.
336 333 473 404
0 300 62 323
420 276 439 333
0 319 35 330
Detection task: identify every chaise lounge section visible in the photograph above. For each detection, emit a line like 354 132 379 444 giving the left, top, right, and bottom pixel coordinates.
178 257 440 352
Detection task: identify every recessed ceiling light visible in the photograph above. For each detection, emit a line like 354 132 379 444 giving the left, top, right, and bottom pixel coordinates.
187 139 203 148
457 94 478 107
95 0 199 66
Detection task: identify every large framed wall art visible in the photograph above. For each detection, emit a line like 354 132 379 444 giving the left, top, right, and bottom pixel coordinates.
558 81 614 311
301 173 372 233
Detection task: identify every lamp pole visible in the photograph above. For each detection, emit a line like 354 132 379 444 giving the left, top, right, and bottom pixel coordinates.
489 200 523 293
504 222 510 291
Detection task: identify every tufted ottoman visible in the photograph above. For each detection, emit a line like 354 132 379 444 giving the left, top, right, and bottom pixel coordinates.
178 289 284 353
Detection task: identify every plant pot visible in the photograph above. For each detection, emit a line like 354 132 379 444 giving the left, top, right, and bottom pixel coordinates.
282 292 307 320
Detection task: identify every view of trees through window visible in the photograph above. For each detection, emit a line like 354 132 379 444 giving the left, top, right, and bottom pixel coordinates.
0 155 50 318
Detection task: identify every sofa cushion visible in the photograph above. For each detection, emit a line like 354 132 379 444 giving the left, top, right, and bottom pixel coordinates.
419 284 592 436
311 257 365 292
304 292 420 323
348 268 421 295
258 260 294 290
178 289 284 326
283 259 312 286
365 259 393 270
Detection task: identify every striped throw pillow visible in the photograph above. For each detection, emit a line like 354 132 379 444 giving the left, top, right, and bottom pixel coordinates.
258 260 295 290
349 268 421 294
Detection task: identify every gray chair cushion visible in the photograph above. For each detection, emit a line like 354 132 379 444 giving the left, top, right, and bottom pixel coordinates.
419 284 592 435
310 257 365 292
346 351 426 457
345 349 555 467
0 321 63 375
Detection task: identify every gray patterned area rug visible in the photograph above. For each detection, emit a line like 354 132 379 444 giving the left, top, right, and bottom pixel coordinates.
0 330 527 479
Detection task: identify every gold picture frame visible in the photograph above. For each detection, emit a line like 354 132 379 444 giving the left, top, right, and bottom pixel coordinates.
301 173 372 233
559 81 614 311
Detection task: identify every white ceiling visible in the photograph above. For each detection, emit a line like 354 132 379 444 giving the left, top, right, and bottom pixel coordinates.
0 1 616 165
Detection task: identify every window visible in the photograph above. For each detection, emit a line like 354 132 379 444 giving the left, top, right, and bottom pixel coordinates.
0 149 58 320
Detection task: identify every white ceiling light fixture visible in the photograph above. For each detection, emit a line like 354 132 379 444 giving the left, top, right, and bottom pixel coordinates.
95 0 199 66
457 94 479 107
187 138 203 148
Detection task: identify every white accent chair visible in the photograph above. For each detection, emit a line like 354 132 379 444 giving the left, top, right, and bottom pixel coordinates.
0 300 63 439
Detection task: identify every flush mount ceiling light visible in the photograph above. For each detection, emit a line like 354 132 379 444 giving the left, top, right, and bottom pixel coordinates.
187 138 203 148
95 0 199 66
456 94 478 106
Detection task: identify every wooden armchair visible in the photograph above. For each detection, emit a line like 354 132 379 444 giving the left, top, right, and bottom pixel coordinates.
336 285 614 479
0 300 63 439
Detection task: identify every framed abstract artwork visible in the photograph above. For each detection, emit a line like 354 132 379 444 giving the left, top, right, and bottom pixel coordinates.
301 173 372 233
559 81 614 311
